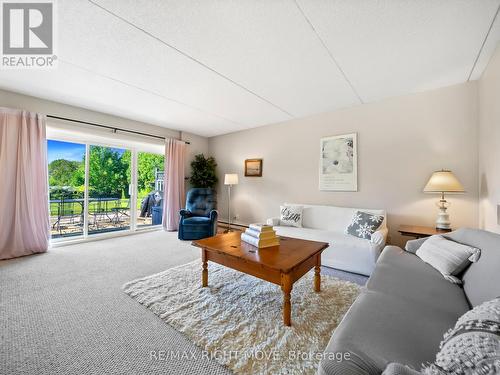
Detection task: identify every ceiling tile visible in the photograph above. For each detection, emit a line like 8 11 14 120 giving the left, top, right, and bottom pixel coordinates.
470 9 500 80
59 0 290 129
296 0 500 101
91 0 361 118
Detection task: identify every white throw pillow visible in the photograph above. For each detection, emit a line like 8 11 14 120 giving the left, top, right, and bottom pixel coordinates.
416 235 481 284
279 205 303 227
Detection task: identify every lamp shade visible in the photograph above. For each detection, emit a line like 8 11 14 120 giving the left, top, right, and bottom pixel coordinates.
423 170 465 193
224 173 238 185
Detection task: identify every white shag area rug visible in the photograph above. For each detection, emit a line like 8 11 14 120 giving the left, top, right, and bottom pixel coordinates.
123 260 360 375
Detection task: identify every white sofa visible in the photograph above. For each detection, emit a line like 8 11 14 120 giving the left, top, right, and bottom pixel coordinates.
266 203 388 276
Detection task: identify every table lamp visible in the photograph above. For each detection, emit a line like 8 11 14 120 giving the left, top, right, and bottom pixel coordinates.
423 169 465 230
224 173 238 232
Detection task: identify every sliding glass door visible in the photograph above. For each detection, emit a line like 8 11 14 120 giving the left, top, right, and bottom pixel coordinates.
48 140 86 239
136 151 165 228
88 146 132 235
47 138 163 242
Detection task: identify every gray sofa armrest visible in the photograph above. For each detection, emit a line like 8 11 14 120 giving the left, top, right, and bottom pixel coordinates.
404 237 428 254
382 363 421 375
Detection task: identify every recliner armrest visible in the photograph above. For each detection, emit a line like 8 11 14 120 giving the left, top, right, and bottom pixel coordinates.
179 209 192 218
209 210 218 222
266 217 280 226
371 227 388 246
405 237 428 254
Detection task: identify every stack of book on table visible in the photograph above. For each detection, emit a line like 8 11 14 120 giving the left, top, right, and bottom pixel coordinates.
241 223 280 248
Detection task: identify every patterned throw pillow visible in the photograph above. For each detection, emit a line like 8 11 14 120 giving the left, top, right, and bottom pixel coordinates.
345 211 384 240
280 205 303 227
383 297 500 375
423 297 500 375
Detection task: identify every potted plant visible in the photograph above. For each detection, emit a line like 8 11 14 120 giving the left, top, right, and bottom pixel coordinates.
189 154 218 189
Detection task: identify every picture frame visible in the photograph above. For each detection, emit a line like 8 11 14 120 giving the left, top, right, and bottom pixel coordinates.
319 133 357 191
244 159 263 177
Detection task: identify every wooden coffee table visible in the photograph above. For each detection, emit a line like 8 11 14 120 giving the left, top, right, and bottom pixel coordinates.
192 232 329 326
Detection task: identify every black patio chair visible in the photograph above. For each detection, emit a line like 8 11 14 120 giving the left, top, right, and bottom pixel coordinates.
89 197 109 231
57 195 83 235
111 199 130 226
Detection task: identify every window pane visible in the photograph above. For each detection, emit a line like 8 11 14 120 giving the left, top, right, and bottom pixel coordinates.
47 140 85 239
88 146 131 235
136 151 165 227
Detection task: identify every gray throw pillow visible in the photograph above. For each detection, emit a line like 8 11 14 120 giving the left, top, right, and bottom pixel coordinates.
345 211 384 240
416 235 481 284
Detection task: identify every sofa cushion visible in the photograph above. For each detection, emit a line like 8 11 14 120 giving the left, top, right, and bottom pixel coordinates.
368 247 470 314
319 246 470 375
446 228 500 307
319 289 466 375
275 226 366 244
185 188 217 216
384 298 500 375
182 216 211 225
423 297 500 375
415 235 480 284
273 226 383 275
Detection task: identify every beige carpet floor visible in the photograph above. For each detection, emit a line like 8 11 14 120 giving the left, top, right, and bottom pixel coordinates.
0 231 230 375
0 230 366 375
123 260 361 375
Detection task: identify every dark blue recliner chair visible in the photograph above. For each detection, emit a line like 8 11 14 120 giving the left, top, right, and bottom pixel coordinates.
178 188 218 240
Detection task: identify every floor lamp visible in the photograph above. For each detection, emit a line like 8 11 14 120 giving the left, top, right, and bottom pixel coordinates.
224 173 238 232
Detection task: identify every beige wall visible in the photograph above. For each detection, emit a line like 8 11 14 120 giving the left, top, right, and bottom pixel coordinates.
0 89 209 184
209 82 479 246
478 45 500 233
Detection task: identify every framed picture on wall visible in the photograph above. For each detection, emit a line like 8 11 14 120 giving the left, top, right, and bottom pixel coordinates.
319 133 357 191
245 159 263 177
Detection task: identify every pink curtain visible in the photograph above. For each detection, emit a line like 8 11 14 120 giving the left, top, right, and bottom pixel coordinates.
0 108 50 260
162 138 186 231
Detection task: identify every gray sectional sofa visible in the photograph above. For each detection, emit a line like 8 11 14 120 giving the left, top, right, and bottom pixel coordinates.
318 228 500 375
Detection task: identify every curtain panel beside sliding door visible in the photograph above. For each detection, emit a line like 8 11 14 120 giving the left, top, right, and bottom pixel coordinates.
0 108 50 260
163 138 186 231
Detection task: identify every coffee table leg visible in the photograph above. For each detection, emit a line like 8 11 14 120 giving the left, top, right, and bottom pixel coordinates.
281 273 292 326
314 254 321 292
202 249 208 287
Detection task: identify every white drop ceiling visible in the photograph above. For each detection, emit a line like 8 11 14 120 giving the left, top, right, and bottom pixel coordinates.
1 0 499 137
